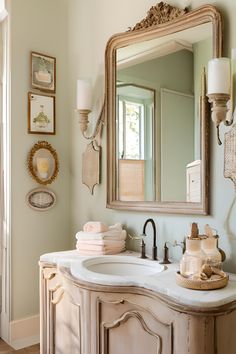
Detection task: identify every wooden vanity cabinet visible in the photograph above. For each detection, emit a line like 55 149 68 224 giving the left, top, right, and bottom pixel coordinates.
40 264 236 354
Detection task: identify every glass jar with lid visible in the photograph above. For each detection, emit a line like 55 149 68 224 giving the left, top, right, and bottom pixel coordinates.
180 238 206 278
201 236 222 268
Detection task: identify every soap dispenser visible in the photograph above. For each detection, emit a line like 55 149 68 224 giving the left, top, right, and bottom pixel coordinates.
180 223 206 278
201 224 222 268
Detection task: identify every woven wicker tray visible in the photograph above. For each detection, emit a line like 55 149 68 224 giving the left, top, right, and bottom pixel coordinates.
176 271 229 290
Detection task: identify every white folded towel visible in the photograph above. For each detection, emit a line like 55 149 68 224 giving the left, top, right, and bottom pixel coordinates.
77 248 126 256
76 226 126 241
76 240 125 252
83 221 109 233
76 239 125 247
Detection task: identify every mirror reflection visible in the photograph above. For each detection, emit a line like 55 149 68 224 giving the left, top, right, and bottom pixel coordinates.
115 22 212 203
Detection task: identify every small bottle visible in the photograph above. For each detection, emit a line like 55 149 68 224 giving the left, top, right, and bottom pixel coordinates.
202 237 222 268
180 223 206 278
202 224 222 268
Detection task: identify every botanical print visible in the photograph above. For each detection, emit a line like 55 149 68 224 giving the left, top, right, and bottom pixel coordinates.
31 52 56 93
28 92 55 134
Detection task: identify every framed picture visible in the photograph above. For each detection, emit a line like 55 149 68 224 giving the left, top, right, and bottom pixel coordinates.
28 92 55 134
31 51 56 93
26 188 57 211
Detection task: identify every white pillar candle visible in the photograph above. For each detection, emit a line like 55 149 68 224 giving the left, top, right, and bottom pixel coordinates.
76 79 92 110
208 58 231 95
36 157 50 179
232 48 236 60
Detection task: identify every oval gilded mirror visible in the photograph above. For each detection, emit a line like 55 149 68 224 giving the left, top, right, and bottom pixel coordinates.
28 140 59 185
106 3 222 214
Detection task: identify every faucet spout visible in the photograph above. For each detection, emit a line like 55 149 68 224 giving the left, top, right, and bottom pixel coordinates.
142 218 158 260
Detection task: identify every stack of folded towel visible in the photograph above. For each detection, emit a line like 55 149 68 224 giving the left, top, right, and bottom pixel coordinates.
76 222 126 256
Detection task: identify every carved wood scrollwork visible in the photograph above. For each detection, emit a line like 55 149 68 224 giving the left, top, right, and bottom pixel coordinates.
128 1 188 31
102 310 162 354
43 269 57 280
51 286 65 305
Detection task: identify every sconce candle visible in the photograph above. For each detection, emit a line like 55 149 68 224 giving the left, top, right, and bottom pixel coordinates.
36 157 50 179
76 79 92 110
208 58 230 95
76 79 93 135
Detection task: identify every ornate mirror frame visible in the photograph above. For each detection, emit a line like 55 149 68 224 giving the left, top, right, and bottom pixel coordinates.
106 4 222 214
27 140 59 185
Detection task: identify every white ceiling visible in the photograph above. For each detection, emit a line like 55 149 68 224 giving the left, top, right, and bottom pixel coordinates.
117 22 212 69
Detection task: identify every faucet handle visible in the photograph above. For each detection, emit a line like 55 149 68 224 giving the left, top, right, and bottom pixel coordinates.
127 233 142 240
159 242 171 264
173 239 186 254
140 238 147 259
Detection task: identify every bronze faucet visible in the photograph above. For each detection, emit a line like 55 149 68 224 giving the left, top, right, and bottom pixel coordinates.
141 218 158 260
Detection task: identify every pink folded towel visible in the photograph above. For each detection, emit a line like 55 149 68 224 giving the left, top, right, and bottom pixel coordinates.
76 228 126 241
83 221 109 233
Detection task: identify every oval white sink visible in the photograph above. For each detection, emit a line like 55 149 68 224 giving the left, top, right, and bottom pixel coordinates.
80 256 165 278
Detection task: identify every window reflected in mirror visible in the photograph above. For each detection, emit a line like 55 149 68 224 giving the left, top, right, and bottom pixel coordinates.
116 84 155 201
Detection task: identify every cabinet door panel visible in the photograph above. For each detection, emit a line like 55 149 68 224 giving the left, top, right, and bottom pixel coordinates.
53 291 81 354
102 311 164 354
95 294 173 354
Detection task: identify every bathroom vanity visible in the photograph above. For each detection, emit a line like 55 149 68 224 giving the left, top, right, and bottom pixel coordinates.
40 251 236 354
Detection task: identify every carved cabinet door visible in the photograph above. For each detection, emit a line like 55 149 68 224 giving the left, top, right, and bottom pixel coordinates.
90 291 174 354
40 267 82 354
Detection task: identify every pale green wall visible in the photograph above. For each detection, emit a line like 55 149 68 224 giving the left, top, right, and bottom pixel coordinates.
161 90 194 201
68 0 236 273
10 0 70 320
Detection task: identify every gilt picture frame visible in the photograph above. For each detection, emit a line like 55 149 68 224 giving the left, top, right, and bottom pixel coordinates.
31 51 56 93
27 140 59 185
28 92 55 135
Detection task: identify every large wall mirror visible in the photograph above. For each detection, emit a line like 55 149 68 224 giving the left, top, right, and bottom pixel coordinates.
106 3 222 214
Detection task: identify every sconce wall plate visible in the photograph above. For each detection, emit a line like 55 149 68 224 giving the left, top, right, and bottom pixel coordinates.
82 141 100 194
224 123 236 190
27 140 59 185
26 187 56 211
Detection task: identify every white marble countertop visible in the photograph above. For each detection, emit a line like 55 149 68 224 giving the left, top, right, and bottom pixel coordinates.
40 250 236 309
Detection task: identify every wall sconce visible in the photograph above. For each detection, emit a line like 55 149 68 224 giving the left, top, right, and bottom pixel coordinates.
76 78 105 143
207 57 233 145
75 78 105 194
76 79 92 136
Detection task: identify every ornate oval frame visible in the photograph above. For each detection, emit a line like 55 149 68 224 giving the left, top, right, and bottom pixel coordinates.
27 140 59 185
26 187 57 211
